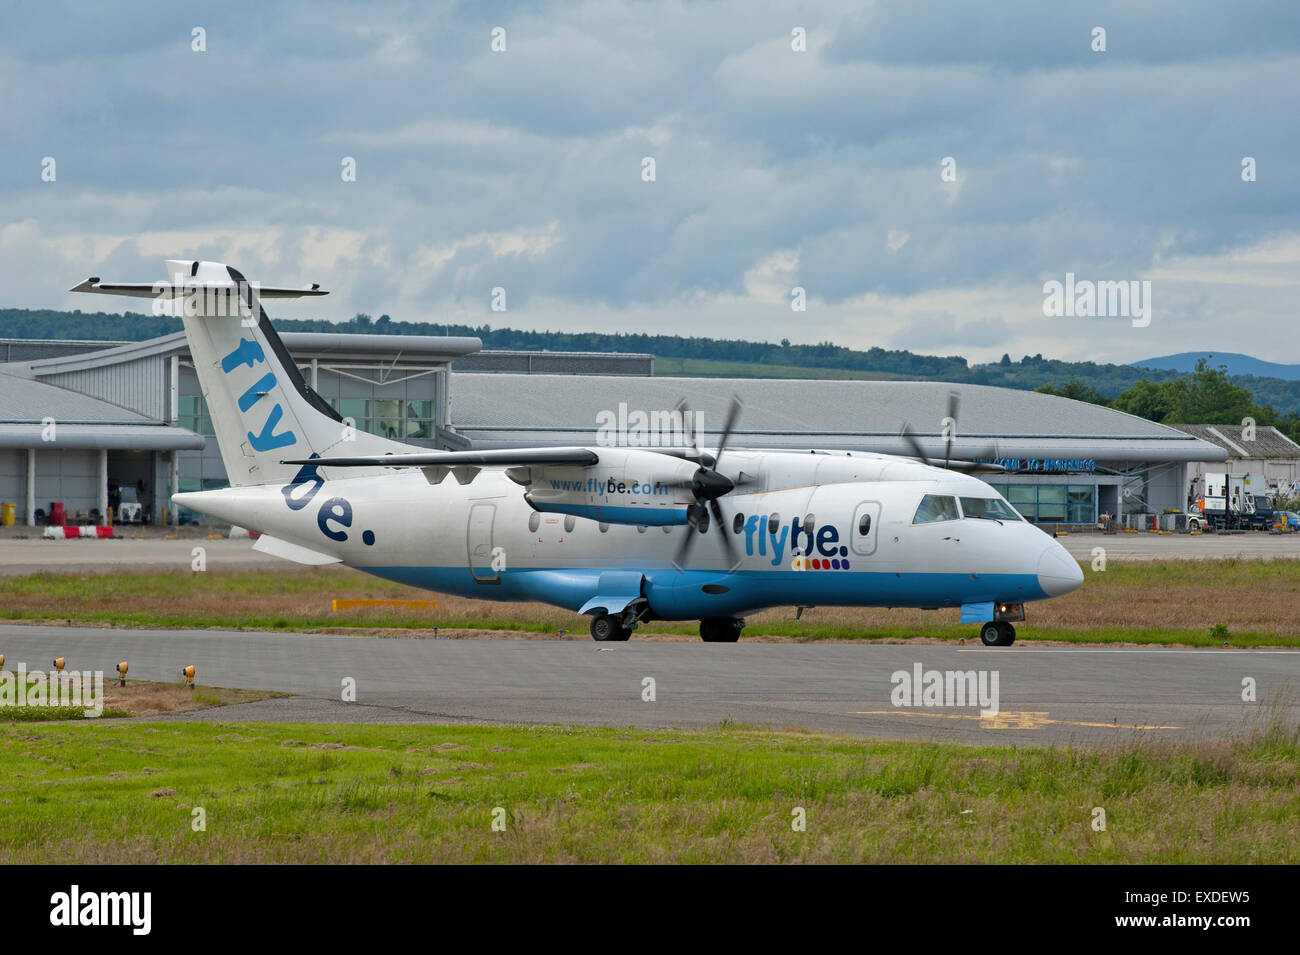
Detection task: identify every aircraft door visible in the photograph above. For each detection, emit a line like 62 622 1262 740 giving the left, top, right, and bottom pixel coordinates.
850 501 881 556
467 502 501 584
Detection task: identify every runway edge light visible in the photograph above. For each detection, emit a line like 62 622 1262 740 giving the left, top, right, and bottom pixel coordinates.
116 661 128 687
182 665 196 688
53 657 66 673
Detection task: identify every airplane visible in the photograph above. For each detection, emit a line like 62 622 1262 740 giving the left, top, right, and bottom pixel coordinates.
72 260 1084 646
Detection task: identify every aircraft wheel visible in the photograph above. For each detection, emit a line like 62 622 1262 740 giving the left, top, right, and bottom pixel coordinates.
700 616 743 643
979 621 1015 647
590 614 631 642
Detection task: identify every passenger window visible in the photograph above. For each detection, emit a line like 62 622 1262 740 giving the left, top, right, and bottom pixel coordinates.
598 522 609 533
733 513 745 534
858 513 871 535
563 515 576 533
912 494 959 524
528 512 541 533
803 514 814 536
768 514 780 534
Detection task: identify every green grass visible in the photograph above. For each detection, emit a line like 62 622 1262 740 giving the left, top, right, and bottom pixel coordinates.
0 705 131 722
3 719 1298 863
0 558 1297 646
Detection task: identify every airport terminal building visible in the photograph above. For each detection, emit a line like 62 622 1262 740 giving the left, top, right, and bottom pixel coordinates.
0 332 1225 528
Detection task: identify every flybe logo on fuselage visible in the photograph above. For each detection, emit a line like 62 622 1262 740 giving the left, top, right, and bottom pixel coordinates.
220 337 297 451
743 515 850 568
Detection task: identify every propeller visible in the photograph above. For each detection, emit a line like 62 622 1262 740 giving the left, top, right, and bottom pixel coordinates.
900 390 1005 473
668 395 752 572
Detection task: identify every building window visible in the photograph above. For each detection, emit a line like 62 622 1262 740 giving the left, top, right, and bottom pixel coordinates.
987 483 1096 523
326 396 438 441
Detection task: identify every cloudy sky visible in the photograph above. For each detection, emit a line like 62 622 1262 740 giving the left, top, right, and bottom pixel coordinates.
2 0 1297 365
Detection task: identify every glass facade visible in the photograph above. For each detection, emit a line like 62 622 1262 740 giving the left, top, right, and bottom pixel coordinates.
989 483 1096 524
327 397 436 440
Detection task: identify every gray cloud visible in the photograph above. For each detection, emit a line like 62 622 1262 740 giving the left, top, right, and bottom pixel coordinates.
0 0 1296 366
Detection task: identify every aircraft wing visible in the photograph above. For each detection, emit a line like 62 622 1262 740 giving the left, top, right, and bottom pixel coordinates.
282 448 600 468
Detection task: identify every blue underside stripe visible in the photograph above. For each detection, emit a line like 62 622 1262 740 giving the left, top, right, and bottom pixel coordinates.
356 565 1048 620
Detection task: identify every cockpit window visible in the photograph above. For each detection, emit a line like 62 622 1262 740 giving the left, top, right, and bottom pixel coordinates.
912 494 960 524
959 497 1022 522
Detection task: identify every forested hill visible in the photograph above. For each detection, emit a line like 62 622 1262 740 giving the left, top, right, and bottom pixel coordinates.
4 306 1300 431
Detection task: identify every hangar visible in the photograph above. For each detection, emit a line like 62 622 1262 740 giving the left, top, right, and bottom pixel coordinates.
0 332 1226 528
449 375 1229 526
1172 423 1300 499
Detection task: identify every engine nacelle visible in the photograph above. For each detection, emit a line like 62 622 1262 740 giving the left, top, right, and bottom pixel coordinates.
510 448 698 526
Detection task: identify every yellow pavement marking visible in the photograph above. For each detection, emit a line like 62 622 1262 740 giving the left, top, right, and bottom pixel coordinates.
848 709 1180 730
331 598 440 611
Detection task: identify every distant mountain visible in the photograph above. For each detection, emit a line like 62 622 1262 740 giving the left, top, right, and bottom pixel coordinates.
1135 352 1300 381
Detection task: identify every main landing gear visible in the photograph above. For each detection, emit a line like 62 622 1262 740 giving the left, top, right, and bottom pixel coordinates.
979 621 1016 647
699 616 745 643
588 612 746 643
589 613 632 642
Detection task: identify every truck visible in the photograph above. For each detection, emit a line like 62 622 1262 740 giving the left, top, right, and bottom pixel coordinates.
1190 472 1260 530
1245 494 1275 530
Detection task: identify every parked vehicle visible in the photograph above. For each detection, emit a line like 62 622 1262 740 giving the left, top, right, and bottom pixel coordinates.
1191 472 1264 530
1276 510 1300 532
114 486 143 524
1246 494 1275 530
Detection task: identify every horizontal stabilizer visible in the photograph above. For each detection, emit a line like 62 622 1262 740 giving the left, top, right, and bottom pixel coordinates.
69 277 327 298
252 534 342 565
283 447 600 468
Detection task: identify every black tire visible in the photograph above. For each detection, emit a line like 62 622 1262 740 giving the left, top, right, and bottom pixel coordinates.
980 621 1015 647
700 616 743 643
590 614 630 642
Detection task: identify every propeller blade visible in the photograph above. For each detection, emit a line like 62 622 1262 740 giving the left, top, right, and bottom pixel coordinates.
944 391 960 469
672 524 696 569
672 503 707 570
674 398 699 456
709 498 740 572
713 395 742 469
899 422 932 467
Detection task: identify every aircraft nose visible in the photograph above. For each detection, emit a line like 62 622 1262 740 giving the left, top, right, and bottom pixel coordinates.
1036 541 1084 597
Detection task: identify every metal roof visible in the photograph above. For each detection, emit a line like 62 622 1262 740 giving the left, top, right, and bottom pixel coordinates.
448 374 1228 464
1169 424 1300 459
0 372 204 450
0 331 483 377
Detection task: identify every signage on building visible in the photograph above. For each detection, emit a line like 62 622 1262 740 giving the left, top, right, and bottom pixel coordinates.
977 458 1097 473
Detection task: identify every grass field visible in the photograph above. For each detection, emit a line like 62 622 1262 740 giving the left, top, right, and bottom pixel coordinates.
2 718 1297 863
0 558 1296 646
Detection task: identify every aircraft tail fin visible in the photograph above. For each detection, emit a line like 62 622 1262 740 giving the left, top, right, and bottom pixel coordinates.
73 260 423 486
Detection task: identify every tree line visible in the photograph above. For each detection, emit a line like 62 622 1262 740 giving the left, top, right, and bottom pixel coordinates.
3 307 1298 441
